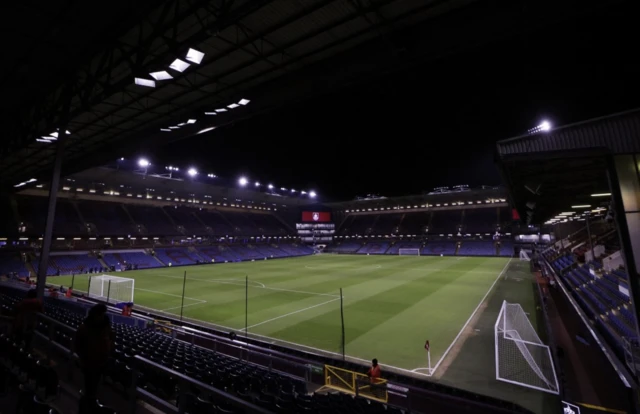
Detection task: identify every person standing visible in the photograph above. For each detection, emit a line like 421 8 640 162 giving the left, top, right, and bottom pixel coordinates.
13 289 43 350
73 304 114 412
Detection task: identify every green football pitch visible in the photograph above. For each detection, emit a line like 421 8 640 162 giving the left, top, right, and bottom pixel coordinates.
50 254 556 412
50 254 511 372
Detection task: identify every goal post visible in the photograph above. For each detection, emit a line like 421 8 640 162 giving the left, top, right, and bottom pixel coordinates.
495 300 559 394
519 250 531 261
88 275 135 304
398 248 420 256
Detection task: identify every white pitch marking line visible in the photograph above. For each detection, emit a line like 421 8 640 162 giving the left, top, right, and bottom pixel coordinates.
136 287 207 304
151 274 338 298
425 258 513 376
160 301 208 312
243 297 341 331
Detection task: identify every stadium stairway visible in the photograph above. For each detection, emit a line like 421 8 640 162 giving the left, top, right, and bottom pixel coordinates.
454 242 460 256
151 252 167 266
98 257 109 269
188 246 209 262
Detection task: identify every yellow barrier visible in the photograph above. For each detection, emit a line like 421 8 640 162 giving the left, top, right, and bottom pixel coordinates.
324 364 388 403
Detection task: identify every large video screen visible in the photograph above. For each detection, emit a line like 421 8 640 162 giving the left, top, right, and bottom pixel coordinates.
301 211 331 222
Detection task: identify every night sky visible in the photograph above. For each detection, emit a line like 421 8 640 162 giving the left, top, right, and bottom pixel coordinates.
156 1 639 202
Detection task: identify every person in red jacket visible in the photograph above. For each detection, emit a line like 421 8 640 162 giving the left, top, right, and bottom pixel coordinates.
367 358 381 382
74 304 114 409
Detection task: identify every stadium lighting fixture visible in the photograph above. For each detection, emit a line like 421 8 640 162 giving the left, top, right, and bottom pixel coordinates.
185 48 204 64
187 168 198 176
238 99 250 105
291 189 296 193
134 77 156 87
227 103 240 109
207 173 216 178
204 112 217 115
215 108 227 112
268 184 274 189
539 120 551 131
150 71 173 80
239 177 248 186
168 126 180 129
177 123 187 126
571 205 591 208
309 191 317 198
187 119 197 124
138 158 150 167
301 191 307 195
169 59 190 72
160 128 171 132
41 135 56 140
591 193 611 197
197 127 216 134
255 182 260 187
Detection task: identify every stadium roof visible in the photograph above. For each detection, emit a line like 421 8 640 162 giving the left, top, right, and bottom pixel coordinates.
496 108 640 225
0 0 621 191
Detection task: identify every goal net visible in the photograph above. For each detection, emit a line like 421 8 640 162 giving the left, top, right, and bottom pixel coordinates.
88 275 135 304
495 300 559 394
398 248 420 256
519 250 531 261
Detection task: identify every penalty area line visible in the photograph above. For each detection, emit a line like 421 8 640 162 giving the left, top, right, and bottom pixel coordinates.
428 258 513 376
243 297 341 330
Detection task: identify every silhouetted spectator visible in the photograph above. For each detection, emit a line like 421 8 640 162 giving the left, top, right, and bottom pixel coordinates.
74 303 114 410
13 289 43 349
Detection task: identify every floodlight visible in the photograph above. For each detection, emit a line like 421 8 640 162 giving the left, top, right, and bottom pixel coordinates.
36 139 51 143
185 48 204 64
178 122 187 126
291 189 296 193
227 103 240 109
188 168 198 176
150 71 173 80
187 119 197 124
138 158 150 167
239 177 248 186
571 205 590 208
215 108 227 112
309 191 317 198
168 126 180 129
301 191 307 195
197 127 216 134
539 120 551 131
591 193 611 197
204 112 217 115
238 99 250 105
255 182 260 186
280 187 286 191
41 136 56 140
50 132 59 138
134 77 156 87
268 184 274 189
160 128 171 132
169 59 190 72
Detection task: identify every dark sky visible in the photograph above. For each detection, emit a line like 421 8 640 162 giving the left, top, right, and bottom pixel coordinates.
156 1 639 201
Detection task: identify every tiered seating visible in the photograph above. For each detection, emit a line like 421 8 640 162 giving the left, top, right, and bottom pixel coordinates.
154 248 200 266
0 254 30 277
16 196 49 234
373 214 402 234
77 201 133 235
276 244 314 257
340 215 377 235
164 206 207 234
498 240 513 256
49 254 102 274
245 214 288 235
102 251 163 269
228 245 264 260
457 241 495 256
398 212 429 234
326 242 363 253
252 244 289 258
386 241 422 254
429 211 462 234
219 211 257 234
53 200 85 235
356 242 390 254
196 246 240 262
422 241 457 255
31 258 60 276
197 210 235 235
126 205 176 235
463 208 497 233
552 255 574 272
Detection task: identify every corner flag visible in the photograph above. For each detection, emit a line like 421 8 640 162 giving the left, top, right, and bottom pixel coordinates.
424 340 430 351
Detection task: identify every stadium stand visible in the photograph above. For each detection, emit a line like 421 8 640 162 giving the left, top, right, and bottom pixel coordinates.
429 210 463 234
102 251 163 269
457 240 496 256
422 241 457 256
76 200 134 235
386 241 422 254
463 208 498 233
0 253 30 278
356 241 391 255
373 214 402 234
398 212 430 234
163 206 208 234
325 241 363 254
154 248 201 266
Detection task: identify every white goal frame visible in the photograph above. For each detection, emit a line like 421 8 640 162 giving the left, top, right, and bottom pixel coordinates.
519 250 531 261
89 275 135 304
495 300 559 394
398 248 421 256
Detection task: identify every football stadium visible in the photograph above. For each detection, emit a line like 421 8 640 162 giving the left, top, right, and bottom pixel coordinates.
1 2 639 414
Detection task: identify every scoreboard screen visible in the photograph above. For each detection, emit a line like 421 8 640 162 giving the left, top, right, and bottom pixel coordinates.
301 211 331 222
